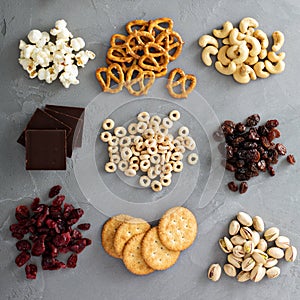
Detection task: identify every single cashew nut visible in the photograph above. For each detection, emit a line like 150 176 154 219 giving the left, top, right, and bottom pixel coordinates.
253 29 269 49
253 61 270 78
265 60 285 74
244 36 261 57
233 64 254 84
232 43 249 64
201 45 218 66
246 27 255 36
213 21 234 38
259 48 268 60
215 61 237 75
217 45 231 66
272 31 285 52
245 55 258 66
237 32 246 40
229 28 245 45
227 44 239 59
198 35 219 48
239 17 259 34
222 38 230 45
267 51 286 63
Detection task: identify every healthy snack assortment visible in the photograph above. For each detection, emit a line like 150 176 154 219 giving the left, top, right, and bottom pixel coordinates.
199 17 285 83
101 206 197 275
19 19 95 88
208 212 297 282
17 105 84 170
215 114 294 193
95 18 196 98
100 110 198 192
9 185 91 279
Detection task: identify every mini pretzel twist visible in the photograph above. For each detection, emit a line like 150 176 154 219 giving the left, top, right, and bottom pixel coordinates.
125 65 155 96
126 20 149 34
95 63 125 93
166 68 197 99
148 18 174 36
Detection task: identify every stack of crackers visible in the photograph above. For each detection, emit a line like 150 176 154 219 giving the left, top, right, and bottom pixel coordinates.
101 207 197 275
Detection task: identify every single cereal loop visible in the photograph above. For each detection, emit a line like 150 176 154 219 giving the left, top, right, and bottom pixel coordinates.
137 112 150 123
118 160 129 171
137 122 148 133
154 164 161 175
158 207 198 251
169 110 180 121
150 154 161 165
130 156 139 165
108 136 119 147
144 138 157 148
151 180 162 192
114 218 151 257
150 115 161 124
147 166 157 179
114 126 127 138
121 147 132 161
162 117 173 129
139 175 151 187
158 125 168 136
108 146 119 154
143 128 155 139
188 153 199 165
141 227 180 271
101 214 133 258
149 121 160 133
124 168 136 177
110 154 121 164
105 162 117 173
173 161 183 173
119 136 131 147
128 123 138 135
140 154 150 161
147 146 158 155
162 163 173 174
100 131 112 143
131 146 140 157
178 126 189 137
123 233 155 275
130 163 139 171
171 151 183 161
102 119 115 130
134 136 143 145
160 176 171 187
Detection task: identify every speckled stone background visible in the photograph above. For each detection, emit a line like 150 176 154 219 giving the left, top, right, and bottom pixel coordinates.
1 0 300 299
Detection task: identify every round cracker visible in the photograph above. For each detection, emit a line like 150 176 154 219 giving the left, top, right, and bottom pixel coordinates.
158 206 197 251
114 218 151 257
123 233 155 275
141 227 180 271
101 214 133 258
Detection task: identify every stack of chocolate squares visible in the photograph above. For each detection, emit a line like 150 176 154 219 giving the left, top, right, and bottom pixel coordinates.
17 105 85 170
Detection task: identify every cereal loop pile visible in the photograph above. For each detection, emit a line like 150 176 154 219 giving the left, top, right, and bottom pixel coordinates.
199 17 285 84
95 18 184 96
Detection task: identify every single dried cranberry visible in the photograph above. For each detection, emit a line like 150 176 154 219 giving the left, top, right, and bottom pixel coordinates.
287 154 296 165
63 203 75 219
53 232 71 247
30 197 40 211
275 143 287 155
246 114 260 127
77 223 91 231
36 206 49 227
25 264 37 279
12 232 24 240
239 182 248 194
15 205 30 222
49 206 62 219
16 240 32 251
67 253 78 268
15 251 31 267
59 246 70 254
71 229 82 239
49 185 62 198
45 242 58 258
268 166 276 176
42 256 66 270
52 195 65 207
46 219 59 231
228 181 238 192
31 236 46 256
265 119 279 129
69 239 87 254
83 238 92 246
67 208 84 225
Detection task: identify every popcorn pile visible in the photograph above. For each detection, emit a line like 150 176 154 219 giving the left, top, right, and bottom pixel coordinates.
18 20 96 88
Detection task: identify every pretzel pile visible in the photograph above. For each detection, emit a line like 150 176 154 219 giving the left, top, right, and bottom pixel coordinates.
95 18 184 96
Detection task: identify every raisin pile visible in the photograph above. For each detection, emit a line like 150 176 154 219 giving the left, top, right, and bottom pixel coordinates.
217 114 295 194
9 185 91 279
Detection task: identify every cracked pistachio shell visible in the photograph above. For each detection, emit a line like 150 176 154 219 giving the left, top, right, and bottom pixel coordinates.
252 249 268 264
266 266 280 279
232 245 245 258
244 240 255 255
241 257 256 272
264 227 280 242
228 253 243 268
285 246 297 262
275 236 290 249
237 270 251 282
267 247 284 259
250 231 260 247
250 265 266 282
257 239 268 252
223 263 237 277
252 216 264 232
264 258 278 268
219 237 233 253
237 212 253 227
230 235 246 246
240 227 253 240
208 263 222 281
229 220 240 236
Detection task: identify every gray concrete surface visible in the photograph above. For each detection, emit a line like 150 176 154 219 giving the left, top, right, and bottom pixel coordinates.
0 0 300 299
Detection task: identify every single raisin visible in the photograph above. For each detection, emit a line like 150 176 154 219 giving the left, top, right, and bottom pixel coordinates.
287 154 296 165
246 114 260 127
239 182 248 194
275 143 287 155
265 119 279 129
228 181 238 192
268 166 276 176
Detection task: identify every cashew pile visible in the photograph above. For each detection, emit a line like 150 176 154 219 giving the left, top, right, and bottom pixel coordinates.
198 17 285 84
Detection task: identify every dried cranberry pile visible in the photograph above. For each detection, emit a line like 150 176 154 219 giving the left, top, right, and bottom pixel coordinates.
9 185 91 279
217 114 295 194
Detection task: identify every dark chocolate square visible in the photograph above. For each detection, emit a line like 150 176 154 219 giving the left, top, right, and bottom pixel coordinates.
17 109 71 146
45 108 82 157
25 130 67 170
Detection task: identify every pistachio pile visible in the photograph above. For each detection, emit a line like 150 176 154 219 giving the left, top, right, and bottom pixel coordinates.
208 212 297 282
